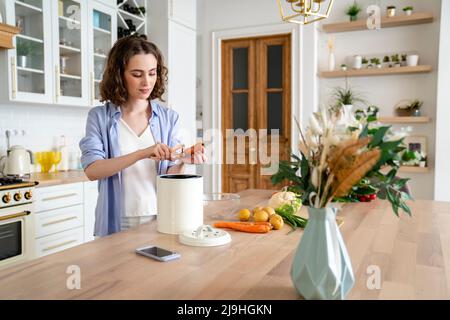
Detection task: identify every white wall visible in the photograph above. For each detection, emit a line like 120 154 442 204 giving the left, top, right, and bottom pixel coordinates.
0 103 88 171
198 0 442 199
197 0 318 193
318 0 441 200
434 0 450 201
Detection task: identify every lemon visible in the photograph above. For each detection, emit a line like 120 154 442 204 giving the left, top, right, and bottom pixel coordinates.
238 209 251 221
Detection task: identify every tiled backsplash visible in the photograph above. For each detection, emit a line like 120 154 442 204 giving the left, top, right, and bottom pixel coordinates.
0 103 89 169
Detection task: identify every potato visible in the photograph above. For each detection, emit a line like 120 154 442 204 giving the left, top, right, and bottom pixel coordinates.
263 206 276 216
253 206 263 214
254 209 270 222
269 214 284 230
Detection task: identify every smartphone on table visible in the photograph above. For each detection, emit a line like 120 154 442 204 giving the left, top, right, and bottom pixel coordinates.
135 245 181 262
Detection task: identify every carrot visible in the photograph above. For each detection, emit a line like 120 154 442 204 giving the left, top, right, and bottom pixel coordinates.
213 221 272 233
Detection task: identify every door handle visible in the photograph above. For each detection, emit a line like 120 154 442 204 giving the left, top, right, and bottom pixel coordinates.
41 192 78 202
0 211 31 222
11 57 17 99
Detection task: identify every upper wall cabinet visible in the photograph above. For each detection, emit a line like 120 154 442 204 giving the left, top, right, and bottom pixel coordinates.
0 0 54 104
88 1 117 105
52 0 89 106
0 0 116 107
169 0 196 30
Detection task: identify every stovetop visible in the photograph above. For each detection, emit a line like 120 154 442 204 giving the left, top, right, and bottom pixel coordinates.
0 177 38 208
0 177 38 191
0 177 27 186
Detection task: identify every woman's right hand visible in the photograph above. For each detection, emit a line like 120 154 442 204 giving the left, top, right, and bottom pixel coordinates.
142 143 172 161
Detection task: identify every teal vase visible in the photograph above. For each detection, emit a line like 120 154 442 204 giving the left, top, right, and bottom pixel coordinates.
290 207 355 300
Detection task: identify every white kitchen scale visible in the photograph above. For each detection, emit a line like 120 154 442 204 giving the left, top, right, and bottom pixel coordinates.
179 225 231 247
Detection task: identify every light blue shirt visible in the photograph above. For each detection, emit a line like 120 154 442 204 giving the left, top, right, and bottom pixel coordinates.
79 100 181 237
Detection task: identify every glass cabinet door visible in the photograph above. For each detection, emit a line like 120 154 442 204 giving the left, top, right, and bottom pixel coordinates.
89 1 117 105
52 0 88 104
9 0 52 103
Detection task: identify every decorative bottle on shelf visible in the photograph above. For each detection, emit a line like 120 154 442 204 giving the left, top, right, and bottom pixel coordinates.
327 36 335 71
59 135 69 171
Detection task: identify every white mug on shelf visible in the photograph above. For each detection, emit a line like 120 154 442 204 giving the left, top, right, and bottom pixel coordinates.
353 55 362 69
406 54 419 67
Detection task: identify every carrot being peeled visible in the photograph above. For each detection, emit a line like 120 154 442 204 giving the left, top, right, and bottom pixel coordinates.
213 221 272 233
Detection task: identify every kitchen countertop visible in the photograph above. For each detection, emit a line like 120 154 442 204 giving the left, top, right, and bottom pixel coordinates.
0 189 449 299
30 170 90 188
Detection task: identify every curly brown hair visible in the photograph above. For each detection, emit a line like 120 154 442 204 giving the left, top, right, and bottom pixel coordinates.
100 34 168 106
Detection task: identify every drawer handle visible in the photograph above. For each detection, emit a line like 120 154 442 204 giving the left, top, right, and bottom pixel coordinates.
42 239 78 252
42 216 78 227
42 193 78 202
0 211 31 222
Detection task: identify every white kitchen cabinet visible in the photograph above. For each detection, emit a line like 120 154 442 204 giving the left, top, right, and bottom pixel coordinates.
88 1 117 106
148 0 197 155
0 0 117 107
0 0 53 104
34 181 98 257
35 226 84 257
34 182 83 213
83 180 98 242
169 0 196 30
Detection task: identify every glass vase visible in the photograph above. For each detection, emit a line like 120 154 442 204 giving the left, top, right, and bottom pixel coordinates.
290 206 355 300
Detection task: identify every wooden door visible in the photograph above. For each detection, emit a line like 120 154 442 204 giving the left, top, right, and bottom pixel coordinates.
222 34 291 193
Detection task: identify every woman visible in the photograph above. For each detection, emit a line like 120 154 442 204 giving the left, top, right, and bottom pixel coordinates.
79 35 206 237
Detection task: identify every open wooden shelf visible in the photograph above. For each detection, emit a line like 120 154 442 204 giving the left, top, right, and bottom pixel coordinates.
319 65 432 78
0 23 21 49
381 166 429 174
399 166 429 173
378 116 430 124
322 12 433 33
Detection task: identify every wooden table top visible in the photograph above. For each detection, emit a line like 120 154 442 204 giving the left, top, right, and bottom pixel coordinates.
0 189 449 300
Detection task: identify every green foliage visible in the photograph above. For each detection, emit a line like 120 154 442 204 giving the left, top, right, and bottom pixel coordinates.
383 55 390 63
330 86 366 114
370 57 381 65
16 38 38 56
346 1 362 17
403 6 413 11
271 105 412 217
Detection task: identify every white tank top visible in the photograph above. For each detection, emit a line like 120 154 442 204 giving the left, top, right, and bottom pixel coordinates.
118 117 157 217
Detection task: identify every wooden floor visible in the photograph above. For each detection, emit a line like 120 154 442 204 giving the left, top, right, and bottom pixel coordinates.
0 189 449 299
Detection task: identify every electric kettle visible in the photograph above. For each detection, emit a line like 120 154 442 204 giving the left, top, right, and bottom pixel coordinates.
0 145 33 177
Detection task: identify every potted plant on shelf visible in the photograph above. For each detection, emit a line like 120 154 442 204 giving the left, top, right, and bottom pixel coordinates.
387 5 396 17
401 54 407 66
419 152 427 168
383 55 391 68
403 6 414 16
340 64 348 71
271 105 412 300
16 38 34 68
370 57 382 69
391 53 401 67
331 86 366 125
361 57 369 69
396 99 423 116
346 1 361 22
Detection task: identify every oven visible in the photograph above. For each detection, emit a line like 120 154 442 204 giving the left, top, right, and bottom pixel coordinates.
0 179 37 270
